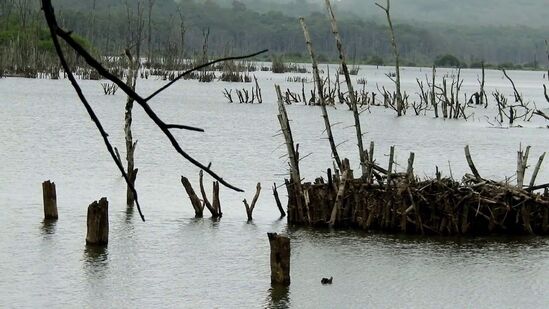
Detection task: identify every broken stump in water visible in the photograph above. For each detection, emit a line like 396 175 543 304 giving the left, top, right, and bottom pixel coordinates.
42 180 58 220
268 233 290 286
272 183 286 218
86 198 109 245
244 183 262 221
181 176 204 218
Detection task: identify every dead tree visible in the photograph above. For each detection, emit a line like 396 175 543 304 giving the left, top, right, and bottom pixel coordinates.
146 0 156 64
181 176 203 217
299 17 342 170
376 0 403 116
324 0 367 177
478 62 487 107
177 6 187 60
272 183 286 218
42 0 267 220
431 65 438 117
276 85 308 223
545 40 549 81
199 170 221 218
122 1 146 207
243 182 261 221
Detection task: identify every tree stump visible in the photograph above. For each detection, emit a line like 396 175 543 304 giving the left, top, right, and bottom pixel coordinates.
181 176 204 218
42 180 58 219
86 198 109 245
268 233 290 286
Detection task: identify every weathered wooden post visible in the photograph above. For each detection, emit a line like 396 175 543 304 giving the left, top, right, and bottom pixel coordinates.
86 198 109 245
268 233 290 286
42 180 58 219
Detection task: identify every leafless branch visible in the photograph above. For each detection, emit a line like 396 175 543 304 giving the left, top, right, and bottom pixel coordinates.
42 0 268 219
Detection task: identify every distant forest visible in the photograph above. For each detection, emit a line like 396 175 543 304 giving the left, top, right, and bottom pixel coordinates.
1 0 547 68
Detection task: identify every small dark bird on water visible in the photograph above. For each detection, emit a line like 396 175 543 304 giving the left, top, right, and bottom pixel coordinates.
321 277 333 285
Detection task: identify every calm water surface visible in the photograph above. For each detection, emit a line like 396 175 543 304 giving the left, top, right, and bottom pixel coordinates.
1 66 548 308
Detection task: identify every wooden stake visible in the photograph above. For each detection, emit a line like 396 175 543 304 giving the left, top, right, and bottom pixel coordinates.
386 146 395 188
212 181 222 218
42 180 58 220
407 152 415 182
464 145 482 181
86 197 108 245
329 168 349 227
268 233 291 286
273 183 286 218
181 176 204 218
199 170 220 217
517 146 530 188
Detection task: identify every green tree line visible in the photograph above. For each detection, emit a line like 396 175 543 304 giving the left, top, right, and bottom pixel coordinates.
0 0 546 70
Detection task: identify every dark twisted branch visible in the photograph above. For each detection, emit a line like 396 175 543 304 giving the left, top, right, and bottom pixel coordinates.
41 0 146 221
42 0 267 198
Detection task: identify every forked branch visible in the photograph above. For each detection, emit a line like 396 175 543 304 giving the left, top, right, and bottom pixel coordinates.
41 0 268 220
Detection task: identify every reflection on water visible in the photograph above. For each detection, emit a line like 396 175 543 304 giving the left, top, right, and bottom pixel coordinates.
2 72 549 308
265 285 290 309
125 205 134 223
83 245 109 278
40 219 57 237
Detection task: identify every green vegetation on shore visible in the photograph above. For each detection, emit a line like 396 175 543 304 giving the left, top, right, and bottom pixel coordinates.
1 0 547 72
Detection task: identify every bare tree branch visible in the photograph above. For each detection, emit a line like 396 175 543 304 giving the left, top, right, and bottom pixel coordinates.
42 0 146 221
41 0 269 217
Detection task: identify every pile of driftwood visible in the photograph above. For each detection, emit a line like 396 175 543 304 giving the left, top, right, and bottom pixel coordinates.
275 2 549 236
285 148 549 235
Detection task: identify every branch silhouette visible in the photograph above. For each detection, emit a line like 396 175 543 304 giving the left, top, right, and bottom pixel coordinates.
42 0 268 220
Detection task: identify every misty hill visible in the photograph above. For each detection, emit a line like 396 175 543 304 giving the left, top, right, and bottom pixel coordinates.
221 0 549 29
2 0 547 69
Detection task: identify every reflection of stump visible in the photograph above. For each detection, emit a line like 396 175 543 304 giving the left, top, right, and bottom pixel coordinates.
267 233 290 285
42 180 58 219
86 198 109 245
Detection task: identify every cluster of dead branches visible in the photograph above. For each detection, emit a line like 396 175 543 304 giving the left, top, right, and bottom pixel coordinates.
41 0 267 221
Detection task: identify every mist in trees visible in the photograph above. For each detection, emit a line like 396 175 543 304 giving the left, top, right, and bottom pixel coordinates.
1 0 547 69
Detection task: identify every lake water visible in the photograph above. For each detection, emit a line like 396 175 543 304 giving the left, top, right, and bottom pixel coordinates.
1 65 548 308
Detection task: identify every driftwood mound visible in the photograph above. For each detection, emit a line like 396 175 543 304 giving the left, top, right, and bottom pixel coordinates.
287 171 549 236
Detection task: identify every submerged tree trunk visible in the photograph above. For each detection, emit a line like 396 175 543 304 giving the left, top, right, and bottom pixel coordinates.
299 17 342 170
376 0 403 116
124 2 144 207
125 52 139 207
324 0 367 177
268 233 291 286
